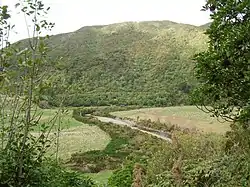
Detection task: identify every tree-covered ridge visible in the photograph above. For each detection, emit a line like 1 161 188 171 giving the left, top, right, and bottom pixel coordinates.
16 20 209 107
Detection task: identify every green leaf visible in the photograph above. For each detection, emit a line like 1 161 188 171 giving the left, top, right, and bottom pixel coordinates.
30 5 36 10
36 24 40 31
15 3 20 8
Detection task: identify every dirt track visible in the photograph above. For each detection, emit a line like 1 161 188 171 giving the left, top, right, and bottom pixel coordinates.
94 116 172 143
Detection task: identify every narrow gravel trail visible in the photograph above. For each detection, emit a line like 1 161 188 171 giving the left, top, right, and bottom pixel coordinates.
94 116 172 143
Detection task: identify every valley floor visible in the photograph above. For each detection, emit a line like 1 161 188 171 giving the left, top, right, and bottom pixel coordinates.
112 106 231 133
39 105 230 185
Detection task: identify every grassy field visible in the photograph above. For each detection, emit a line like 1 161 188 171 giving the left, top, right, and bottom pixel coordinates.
111 106 231 133
46 125 111 160
86 170 113 185
38 109 81 130
34 109 111 161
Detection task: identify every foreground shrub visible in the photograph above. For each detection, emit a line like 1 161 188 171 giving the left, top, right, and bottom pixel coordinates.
108 163 134 187
0 158 94 187
141 131 225 186
32 160 95 187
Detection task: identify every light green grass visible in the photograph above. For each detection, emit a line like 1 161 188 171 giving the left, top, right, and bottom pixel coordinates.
33 108 92 132
6 108 111 161
45 124 111 161
2 108 79 132
111 106 231 133
86 170 113 185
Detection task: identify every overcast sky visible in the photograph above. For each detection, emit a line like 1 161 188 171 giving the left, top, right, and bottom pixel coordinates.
0 0 210 43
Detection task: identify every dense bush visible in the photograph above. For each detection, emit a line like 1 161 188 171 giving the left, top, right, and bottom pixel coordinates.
48 91 192 108
145 131 225 186
13 20 208 108
108 163 134 187
148 150 250 186
0 158 95 187
29 160 95 187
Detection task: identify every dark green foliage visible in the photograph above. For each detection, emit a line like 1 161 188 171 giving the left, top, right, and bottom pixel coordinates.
145 131 225 186
72 108 100 125
190 2 250 186
15 21 207 107
27 160 94 187
108 163 134 187
0 153 95 187
193 0 250 125
150 151 250 187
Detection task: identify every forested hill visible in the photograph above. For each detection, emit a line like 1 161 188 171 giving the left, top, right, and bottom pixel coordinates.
17 20 208 107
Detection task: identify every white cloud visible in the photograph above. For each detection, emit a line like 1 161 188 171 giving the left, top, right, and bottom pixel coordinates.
1 0 210 43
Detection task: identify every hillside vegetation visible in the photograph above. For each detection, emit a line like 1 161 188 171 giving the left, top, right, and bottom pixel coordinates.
15 21 208 107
